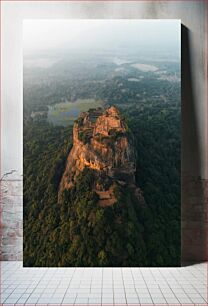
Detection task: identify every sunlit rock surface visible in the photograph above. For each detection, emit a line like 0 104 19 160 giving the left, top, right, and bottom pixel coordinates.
59 106 142 206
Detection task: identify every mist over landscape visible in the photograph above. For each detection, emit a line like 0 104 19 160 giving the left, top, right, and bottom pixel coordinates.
23 20 181 267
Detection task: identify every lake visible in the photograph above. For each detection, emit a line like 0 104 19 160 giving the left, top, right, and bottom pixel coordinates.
131 63 158 72
47 99 103 126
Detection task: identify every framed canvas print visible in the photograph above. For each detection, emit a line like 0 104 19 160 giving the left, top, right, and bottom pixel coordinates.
23 19 181 267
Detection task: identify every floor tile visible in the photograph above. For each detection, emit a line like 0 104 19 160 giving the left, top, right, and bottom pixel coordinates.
0 261 207 306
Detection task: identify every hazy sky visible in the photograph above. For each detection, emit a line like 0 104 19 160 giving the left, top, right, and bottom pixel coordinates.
23 19 180 56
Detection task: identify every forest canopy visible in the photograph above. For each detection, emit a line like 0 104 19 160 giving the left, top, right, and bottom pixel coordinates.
23 99 180 267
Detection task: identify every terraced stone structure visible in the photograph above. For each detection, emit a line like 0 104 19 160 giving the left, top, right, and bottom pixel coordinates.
59 106 142 206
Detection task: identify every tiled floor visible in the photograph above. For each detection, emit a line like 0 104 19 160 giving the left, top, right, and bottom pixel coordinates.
0 261 207 305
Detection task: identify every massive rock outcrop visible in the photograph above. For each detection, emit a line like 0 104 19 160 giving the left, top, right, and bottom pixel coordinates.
59 106 142 206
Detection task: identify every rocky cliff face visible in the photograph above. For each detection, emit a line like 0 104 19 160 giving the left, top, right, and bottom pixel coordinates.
59 106 142 206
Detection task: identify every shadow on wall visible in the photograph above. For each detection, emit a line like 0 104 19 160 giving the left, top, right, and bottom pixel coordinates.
181 25 208 265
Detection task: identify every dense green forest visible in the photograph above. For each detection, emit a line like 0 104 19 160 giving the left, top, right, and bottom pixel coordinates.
24 100 180 266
